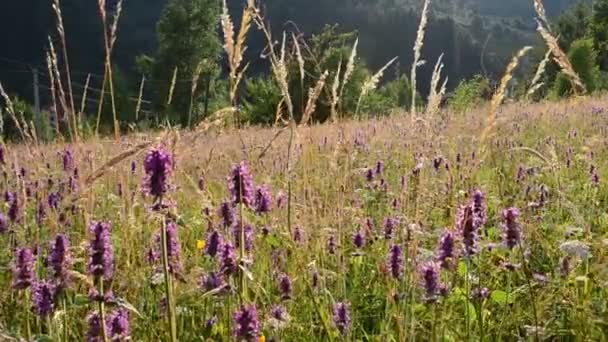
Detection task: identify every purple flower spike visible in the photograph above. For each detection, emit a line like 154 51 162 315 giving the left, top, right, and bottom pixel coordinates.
205 230 223 258
48 234 73 286
333 302 351 335
86 312 102 342
353 230 365 249
220 243 237 275
200 272 227 294
88 221 114 280
383 217 398 240
376 160 384 175
164 221 183 276
419 262 445 303
228 161 255 208
254 185 272 214
12 247 35 290
388 244 403 279
232 223 254 252
63 149 74 171
219 201 236 228
278 273 292 300
436 229 456 269
8 194 20 223
233 305 260 341
502 207 522 249
365 168 374 182
31 280 56 317
143 148 173 199
107 308 130 341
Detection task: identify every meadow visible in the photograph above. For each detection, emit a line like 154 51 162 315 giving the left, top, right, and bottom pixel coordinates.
0 96 607 341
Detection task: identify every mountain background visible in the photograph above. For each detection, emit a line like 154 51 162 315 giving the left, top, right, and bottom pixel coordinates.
0 0 580 105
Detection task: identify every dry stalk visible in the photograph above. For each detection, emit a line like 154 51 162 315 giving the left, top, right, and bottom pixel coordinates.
411 0 430 114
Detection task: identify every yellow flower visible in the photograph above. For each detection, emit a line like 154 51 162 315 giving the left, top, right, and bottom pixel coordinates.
196 240 206 250
259 335 266 342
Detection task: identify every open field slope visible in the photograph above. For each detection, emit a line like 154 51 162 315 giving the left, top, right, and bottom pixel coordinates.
1 96 608 340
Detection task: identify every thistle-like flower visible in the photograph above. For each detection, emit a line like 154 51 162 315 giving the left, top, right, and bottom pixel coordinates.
220 242 238 275
502 207 522 249
142 148 173 200
233 304 260 341
88 221 114 280
12 247 34 290
333 302 351 336
228 161 255 207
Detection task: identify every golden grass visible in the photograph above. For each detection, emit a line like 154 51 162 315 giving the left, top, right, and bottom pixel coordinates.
302 71 329 125
410 0 430 114
427 53 448 117
356 57 398 115
527 49 552 97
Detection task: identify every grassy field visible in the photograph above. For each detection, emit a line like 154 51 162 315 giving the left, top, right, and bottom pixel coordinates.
0 96 607 341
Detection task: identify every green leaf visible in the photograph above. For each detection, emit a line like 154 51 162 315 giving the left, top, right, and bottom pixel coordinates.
72 294 90 307
490 290 508 305
458 261 468 277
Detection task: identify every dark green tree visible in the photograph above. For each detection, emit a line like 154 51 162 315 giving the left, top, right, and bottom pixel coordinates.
552 38 599 97
153 0 221 128
592 0 608 71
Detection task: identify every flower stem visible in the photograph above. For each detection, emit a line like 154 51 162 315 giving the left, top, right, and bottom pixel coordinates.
161 221 178 342
98 279 108 342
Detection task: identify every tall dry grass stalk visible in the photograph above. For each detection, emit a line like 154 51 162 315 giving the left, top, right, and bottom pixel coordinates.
79 73 92 130
535 21 586 94
45 52 60 135
48 37 73 141
481 46 532 142
411 0 430 114
330 61 342 122
95 0 123 139
167 67 178 106
301 70 329 125
135 75 146 122
292 33 306 87
527 49 551 97
533 0 550 28
338 37 358 113
427 53 448 116
221 0 255 106
0 82 29 143
52 0 77 138
355 57 398 116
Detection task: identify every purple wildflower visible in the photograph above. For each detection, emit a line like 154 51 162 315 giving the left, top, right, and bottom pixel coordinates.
436 229 456 269
232 223 254 252
278 273 292 300
48 234 72 285
142 148 173 199
457 205 478 257
365 168 374 182
233 305 260 340
220 243 237 275
419 262 443 303
376 160 384 175
198 177 205 191
219 201 236 228
107 308 130 341
471 287 490 301
12 247 34 289
8 194 20 223
62 149 74 171
383 217 398 240
254 185 272 214
0 212 7 233
200 272 227 294
471 190 487 228
502 207 522 249
88 221 114 280
86 312 102 342
228 161 255 207
31 280 56 317
164 221 183 276
130 160 137 174
268 304 290 329
388 244 403 279
293 226 304 245
205 230 223 258
333 302 351 336
48 192 61 210
353 230 365 249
